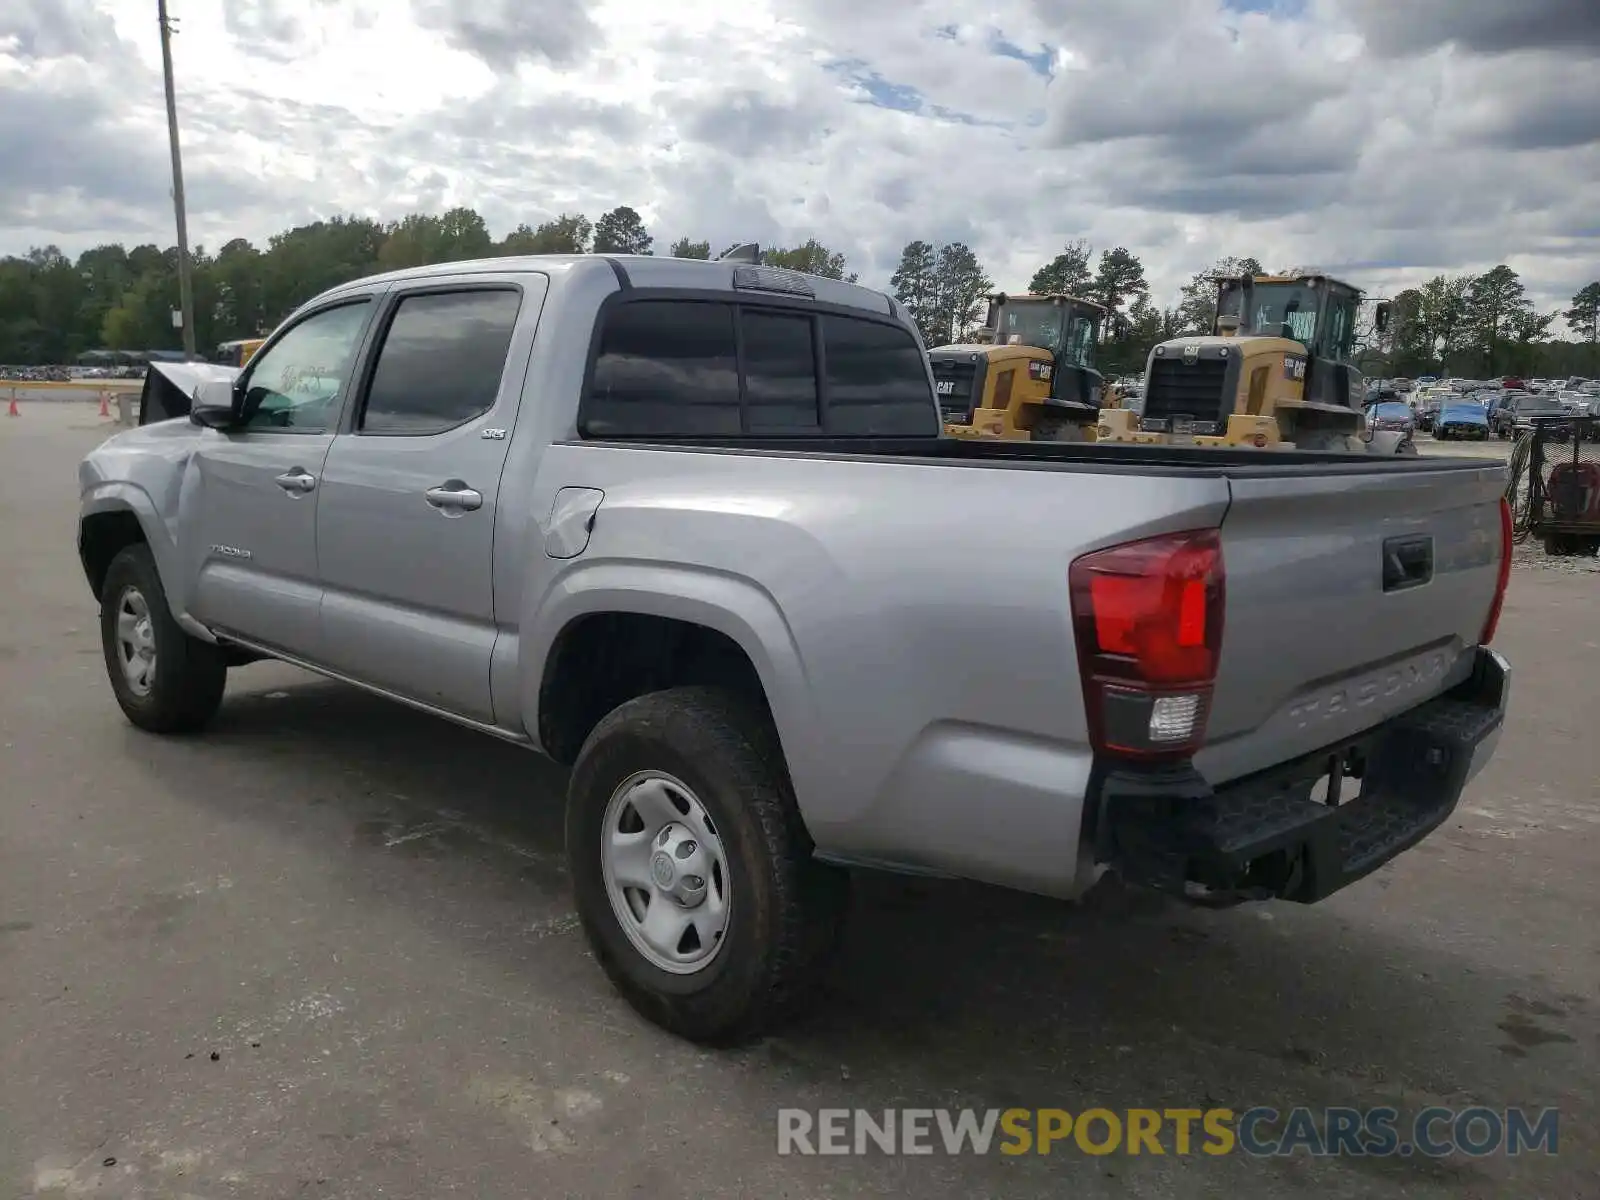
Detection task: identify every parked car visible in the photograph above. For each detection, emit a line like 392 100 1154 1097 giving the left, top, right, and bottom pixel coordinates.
76 252 1514 1043
1412 389 1447 432
1491 392 1569 439
1436 402 1490 440
1366 400 1414 433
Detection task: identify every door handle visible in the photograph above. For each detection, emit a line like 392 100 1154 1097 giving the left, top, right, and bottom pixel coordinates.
274 469 317 495
1382 534 1433 592
424 482 484 513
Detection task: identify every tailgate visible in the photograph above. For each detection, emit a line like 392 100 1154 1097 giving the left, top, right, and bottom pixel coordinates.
1195 461 1506 785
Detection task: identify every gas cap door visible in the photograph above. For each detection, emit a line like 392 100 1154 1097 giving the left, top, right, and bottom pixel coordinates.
544 487 604 559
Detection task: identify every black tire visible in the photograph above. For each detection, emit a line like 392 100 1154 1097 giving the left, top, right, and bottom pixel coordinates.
100 544 227 733
566 686 848 1045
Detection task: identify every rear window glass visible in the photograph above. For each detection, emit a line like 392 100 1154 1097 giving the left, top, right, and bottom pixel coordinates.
581 299 936 438
586 301 740 436
820 315 938 436
741 309 820 433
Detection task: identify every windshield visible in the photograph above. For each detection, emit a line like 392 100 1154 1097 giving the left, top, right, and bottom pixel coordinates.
1244 283 1319 343
1370 402 1410 420
1517 397 1565 413
998 302 1067 354
998 302 1097 369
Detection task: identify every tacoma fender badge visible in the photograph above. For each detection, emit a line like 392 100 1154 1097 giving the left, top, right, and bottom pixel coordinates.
210 544 252 560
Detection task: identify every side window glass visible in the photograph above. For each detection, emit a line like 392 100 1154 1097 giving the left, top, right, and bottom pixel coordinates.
239 302 369 432
820 315 939 436
741 310 819 433
360 290 522 435
585 301 739 436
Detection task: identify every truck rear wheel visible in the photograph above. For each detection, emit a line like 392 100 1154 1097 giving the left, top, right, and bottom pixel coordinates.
566 686 848 1044
99 544 227 733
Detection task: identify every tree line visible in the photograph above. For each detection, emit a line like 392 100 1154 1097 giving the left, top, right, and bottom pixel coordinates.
0 204 851 364
1379 270 1600 379
1 202 1594 380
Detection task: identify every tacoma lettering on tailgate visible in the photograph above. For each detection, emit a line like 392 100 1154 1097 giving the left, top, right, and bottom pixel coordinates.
1285 649 1451 731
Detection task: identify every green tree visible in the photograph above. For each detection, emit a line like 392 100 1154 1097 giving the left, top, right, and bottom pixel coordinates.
1415 274 1473 366
1565 282 1600 371
1504 307 1555 376
928 243 992 347
501 213 593 255
1175 256 1262 334
592 206 653 255
669 237 711 260
764 239 856 281
1464 265 1531 375
889 240 940 346
1028 239 1092 296
1088 246 1148 322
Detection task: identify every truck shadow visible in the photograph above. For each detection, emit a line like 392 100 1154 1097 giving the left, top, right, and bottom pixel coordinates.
147 672 1580 1192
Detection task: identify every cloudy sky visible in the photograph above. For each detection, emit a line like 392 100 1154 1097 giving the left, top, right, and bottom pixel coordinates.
2 0 1597 311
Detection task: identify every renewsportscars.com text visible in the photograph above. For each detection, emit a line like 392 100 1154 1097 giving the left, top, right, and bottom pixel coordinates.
776 1107 1559 1158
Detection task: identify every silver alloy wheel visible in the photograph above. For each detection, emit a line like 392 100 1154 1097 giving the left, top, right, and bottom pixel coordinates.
115 586 157 697
600 770 730 975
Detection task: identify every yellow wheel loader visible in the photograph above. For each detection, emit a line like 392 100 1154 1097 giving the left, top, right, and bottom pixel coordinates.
1096 272 1390 452
930 293 1118 442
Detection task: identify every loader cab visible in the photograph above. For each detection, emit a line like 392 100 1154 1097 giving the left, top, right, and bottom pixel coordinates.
1217 274 1362 366
986 293 1107 408
1216 273 1366 409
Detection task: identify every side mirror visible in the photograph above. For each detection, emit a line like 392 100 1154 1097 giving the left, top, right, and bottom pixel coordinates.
1375 303 1391 334
189 377 243 430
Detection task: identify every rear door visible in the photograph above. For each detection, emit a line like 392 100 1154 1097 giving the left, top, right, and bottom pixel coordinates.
1196 461 1507 785
314 274 546 722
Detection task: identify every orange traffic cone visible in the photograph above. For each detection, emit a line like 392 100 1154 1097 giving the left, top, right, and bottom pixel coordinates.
98 392 110 418
6 394 17 417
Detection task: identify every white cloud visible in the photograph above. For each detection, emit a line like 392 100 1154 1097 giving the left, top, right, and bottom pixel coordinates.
1 0 1596 311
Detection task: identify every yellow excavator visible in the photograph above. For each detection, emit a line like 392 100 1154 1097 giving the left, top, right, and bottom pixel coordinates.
930 293 1117 441
1097 270 1389 451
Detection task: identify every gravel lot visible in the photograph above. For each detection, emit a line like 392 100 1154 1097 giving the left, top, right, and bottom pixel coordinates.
2 405 1596 1199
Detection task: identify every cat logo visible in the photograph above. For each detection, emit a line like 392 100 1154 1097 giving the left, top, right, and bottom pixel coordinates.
1182 344 1200 364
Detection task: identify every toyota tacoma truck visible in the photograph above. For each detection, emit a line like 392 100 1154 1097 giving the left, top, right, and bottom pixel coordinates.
78 254 1513 1044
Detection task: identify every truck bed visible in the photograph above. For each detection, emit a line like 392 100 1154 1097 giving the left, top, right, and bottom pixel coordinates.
561 431 1507 790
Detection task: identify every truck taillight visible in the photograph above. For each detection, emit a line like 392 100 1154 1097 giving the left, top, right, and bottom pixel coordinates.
1069 529 1225 759
1480 496 1513 645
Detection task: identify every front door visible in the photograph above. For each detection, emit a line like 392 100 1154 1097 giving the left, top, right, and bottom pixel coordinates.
315 276 544 723
186 298 377 657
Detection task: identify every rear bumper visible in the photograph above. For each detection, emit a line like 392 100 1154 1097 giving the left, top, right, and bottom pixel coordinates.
1092 647 1509 906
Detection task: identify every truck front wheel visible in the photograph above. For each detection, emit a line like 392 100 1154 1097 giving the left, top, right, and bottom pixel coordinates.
566 686 848 1044
99 544 227 733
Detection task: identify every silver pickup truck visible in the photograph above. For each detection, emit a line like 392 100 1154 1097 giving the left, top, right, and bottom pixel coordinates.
79 255 1512 1044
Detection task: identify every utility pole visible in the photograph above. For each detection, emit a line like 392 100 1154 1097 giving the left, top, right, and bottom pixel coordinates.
157 0 197 357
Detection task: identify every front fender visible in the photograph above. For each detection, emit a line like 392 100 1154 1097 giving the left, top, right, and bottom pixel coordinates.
78 484 208 637
518 560 831 808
